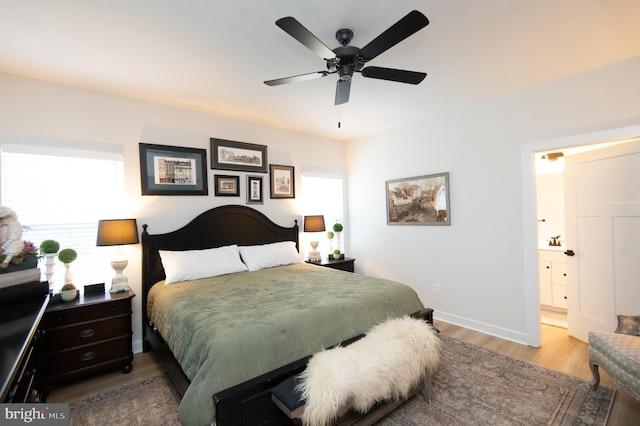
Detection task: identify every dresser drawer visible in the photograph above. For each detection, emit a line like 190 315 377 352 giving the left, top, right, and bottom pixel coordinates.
45 315 130 353
45 337 130 377
42 298 130 328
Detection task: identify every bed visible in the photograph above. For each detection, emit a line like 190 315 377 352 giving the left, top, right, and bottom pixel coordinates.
141 205 432 425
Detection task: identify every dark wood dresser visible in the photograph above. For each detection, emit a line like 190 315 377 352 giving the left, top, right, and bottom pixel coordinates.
0 281 49 403
41 289 135 383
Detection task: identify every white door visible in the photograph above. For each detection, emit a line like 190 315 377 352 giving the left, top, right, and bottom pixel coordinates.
565 139 640 341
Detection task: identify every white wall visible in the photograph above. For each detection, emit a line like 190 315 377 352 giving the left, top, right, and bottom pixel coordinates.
347 56 640 345
536 172 565 248
0 73 346 352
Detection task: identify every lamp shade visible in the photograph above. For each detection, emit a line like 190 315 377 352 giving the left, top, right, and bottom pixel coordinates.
303 215 325 232
96 219 139 246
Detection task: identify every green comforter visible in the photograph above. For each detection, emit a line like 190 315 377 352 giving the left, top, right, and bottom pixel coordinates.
147 263 424 426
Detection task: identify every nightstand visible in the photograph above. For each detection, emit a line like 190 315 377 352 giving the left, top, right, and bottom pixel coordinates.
307 257 355 273
41 289 134 383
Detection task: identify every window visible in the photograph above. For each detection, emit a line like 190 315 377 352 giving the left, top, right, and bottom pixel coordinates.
301 172 345 256
1 143 125 289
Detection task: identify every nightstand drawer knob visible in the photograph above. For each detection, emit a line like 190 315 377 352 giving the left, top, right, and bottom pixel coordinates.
80 352 96 362
79 329 96 338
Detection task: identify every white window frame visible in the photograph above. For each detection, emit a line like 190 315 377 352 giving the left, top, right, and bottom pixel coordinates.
301 170 347 259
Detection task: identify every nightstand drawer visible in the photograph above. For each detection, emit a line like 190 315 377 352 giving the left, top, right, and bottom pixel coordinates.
45 337 130 377
44 315 130 352
42 298 130 328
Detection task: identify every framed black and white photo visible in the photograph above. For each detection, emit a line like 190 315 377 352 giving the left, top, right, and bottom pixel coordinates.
211 138 268 173
269 164 295 199
139 143 208 196
214 174 240 196
246 175 264 204
386 172 450 225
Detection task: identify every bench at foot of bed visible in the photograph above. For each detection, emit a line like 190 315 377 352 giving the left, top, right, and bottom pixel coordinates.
271 316 441 426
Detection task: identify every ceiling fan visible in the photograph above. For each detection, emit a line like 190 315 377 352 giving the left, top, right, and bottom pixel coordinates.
264 10 429 105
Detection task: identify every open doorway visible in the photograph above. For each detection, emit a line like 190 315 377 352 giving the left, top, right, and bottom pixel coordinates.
534 139 636 331
535 158 568 328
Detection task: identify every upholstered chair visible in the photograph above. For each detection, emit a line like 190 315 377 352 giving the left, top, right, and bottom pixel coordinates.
588 315 640 400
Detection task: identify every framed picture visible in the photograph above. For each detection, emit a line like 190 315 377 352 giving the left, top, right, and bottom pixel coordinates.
214 174 240 196
246 175 264 204
210 138 268 173
269 164 295 199
139 143 208 196
386 172 450 226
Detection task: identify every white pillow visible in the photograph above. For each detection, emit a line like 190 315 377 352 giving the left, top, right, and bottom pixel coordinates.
159 244 248 285
238 241 303 271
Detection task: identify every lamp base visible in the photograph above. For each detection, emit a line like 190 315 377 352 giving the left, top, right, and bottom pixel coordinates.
308 251 321 262
109 258 130 293
308 240 321 262
110 278 129 293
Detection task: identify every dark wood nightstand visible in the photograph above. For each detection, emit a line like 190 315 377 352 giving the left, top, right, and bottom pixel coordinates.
41 289 134 383
307 257 355 273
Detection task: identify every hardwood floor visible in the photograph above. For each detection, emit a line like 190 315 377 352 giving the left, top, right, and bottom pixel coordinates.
47 322 640 425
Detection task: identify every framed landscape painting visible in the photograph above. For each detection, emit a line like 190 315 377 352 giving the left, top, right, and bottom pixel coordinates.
386 172 450 225
139 143 208 196
210 138 268 173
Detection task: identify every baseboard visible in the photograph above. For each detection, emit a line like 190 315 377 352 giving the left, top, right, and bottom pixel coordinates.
133 339 143 354
434 311 531 346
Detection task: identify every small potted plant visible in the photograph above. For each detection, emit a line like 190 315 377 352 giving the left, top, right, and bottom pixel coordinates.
58 248 78 285
40 239 60 255
40 239 60 287
60 282 77 302
326 231 334 254
331 223 344 259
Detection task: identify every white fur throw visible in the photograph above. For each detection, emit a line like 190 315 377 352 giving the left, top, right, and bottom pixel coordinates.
297 316 440 426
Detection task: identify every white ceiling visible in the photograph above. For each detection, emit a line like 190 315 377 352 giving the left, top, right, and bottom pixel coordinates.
1 0 639 141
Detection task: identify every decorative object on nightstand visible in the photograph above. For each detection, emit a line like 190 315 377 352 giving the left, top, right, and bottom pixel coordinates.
330 222 344 259
58 248 77 285
40 239 60 288
59 283 77 302
96 218 139 293
303 215 325 262
326 231 334 253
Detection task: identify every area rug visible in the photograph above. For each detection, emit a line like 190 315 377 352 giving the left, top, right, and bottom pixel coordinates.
378 335 614 426
69 373 181 426
69 335 614 425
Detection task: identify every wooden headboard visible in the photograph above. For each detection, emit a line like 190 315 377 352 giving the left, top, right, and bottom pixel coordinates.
141 205 299 325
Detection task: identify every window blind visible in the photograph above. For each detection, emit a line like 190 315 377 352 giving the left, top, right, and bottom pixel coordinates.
1 144 125 288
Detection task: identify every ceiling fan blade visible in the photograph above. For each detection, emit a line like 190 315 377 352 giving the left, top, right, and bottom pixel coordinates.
335 79 351 105
359 10 429 62
361 66 426 84
264 71 329 86
276 17 336 60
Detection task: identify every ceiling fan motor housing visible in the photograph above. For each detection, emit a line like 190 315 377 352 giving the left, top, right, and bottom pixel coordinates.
329 44 362 79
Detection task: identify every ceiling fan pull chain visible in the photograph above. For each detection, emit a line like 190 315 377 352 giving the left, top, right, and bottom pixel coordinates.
337 104 341 128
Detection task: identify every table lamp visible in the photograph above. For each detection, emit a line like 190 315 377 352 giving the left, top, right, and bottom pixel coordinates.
303 215 325 262
96 218 139 293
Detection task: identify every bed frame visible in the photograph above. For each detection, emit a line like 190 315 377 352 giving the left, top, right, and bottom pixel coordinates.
141 204 433 425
